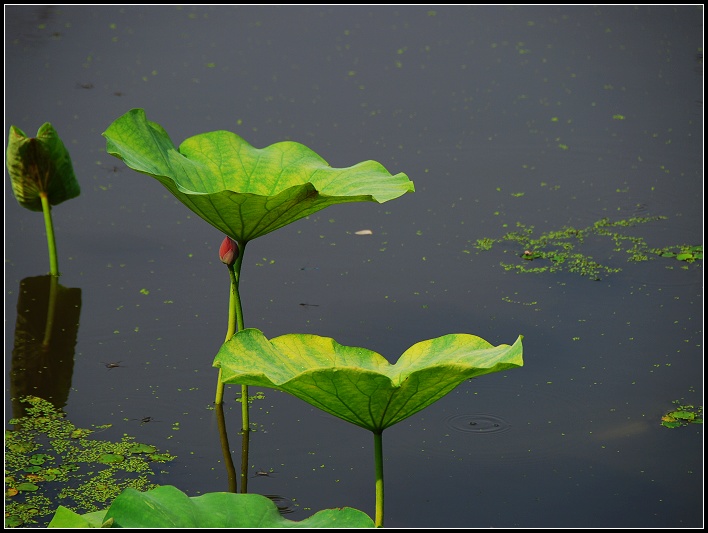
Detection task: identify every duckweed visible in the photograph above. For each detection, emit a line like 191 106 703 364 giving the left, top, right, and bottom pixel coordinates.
474 216 701 280
5 396 174 528
661 401 703 429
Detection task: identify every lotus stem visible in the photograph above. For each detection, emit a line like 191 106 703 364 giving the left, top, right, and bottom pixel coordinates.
215 266 239 404
240 421 250 493
215 239 249 493
232 242 248 432
374 430 384 527
40 192 59 276
214 240 249 432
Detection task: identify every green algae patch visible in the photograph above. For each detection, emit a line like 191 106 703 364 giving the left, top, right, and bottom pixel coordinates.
474 216 701 280
4 396 175 528
656 245 702 263
661 401 703 429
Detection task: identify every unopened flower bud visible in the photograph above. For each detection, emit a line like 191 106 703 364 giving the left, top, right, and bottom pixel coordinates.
219 236 239 266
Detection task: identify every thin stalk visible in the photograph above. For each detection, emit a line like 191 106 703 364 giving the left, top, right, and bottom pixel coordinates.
214 242 249 435
240 422 250 493
240 384 249 432
214 266 239 404
374 429 384 527
40 192 59 276
233 242 248 432
215 240 249 494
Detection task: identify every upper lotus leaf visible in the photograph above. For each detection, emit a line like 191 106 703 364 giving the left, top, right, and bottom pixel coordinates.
102 109 414 243
214 328 524 432
6 123 80 212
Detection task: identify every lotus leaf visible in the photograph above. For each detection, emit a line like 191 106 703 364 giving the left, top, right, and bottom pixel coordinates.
214 328 524 432
103 109 414 243
6 123 80 212
49 485 375 528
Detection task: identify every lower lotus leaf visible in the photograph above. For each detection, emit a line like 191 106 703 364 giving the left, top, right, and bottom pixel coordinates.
89 485 375 528
214 328 524 432
48 507 107 528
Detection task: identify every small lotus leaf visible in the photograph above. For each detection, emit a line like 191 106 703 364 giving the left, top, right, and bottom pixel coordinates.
5 515 23 527
103 109 414 243
127 443 157 454
214 328 523 432
6 123 80 211
670 410 695 421
97 453 124 464
8 442 33 453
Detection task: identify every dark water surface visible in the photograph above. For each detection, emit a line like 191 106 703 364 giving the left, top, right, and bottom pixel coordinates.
5 6 703 528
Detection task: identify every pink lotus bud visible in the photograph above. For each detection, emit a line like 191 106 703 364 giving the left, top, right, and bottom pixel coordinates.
219 236 239 266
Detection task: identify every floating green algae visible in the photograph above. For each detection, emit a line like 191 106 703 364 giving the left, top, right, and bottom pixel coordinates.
661 401 703 429
474 216 701 280
5 396 175 528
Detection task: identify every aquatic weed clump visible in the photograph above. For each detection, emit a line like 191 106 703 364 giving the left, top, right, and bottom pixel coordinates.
661 400 703 429
5 396 175 528
473 216 701 280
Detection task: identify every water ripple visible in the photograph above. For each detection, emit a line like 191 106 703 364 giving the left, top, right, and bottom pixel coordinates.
444 413 511 434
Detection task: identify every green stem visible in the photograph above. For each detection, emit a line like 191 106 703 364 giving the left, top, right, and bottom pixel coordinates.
240 383 249 432
240 422 250 493
374 430 384 527
214 242 249 435
40 192 59 276
214 241 249 493
233 243 248 432
215 266 239 404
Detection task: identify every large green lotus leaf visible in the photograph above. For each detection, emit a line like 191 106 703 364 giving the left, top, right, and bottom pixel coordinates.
102 109 414 243
6 123 80 212
90 485 374 528
214 328 524 432
47 507 107 528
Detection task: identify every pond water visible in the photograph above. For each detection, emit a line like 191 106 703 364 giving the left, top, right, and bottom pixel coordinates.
4 5 703 528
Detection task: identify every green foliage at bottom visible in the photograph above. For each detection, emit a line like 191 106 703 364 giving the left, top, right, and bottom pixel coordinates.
48 485 375 528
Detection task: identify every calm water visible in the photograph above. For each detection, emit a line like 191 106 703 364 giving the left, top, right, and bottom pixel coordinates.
5 6 703 528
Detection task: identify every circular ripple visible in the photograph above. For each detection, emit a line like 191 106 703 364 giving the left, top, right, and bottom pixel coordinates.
263 494 295 515
445 413 511 434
